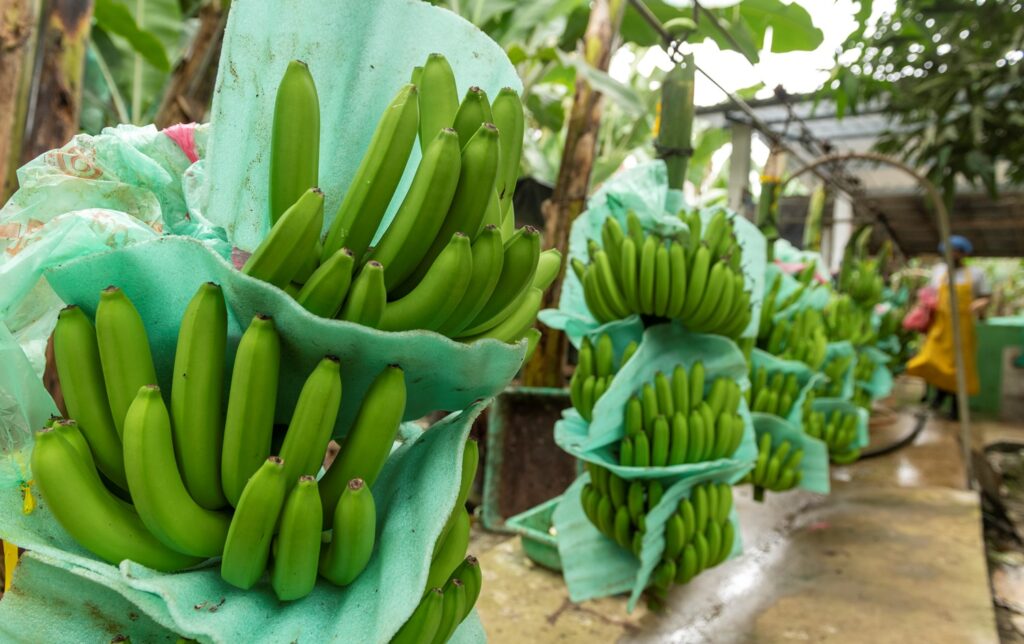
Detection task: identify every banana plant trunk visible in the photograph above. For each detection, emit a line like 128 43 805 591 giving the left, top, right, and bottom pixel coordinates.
657 54 695 191
154 1 230 128
522 0 626 388
0 0 42 202
18 0 94 164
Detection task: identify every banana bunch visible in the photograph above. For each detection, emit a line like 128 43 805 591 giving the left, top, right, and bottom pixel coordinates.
743 434 804 501
569 333 638 422
570 210 752 338
245 54 559 343
391 556 482 644
804 408 860 463
392 440 481 643
617 362 746 467
759 308 828 370
823 295 876 346
840 257 884 307
852 385 873 411
853 353 876 383
580 468 734 608
757 267 816 340
813 355 852 398
40 285 407 600
747 367 801 418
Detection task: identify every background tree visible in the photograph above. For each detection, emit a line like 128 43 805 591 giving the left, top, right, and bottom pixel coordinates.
829 0 1024 203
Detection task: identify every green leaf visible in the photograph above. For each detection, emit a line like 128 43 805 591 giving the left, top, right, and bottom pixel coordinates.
620 0 690 48
93 0 170 71
526 85 567 131
739 0 824 53
89 0 183 124
687 127 731 187
557 51 646 117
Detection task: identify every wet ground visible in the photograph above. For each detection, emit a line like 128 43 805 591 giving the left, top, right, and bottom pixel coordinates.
471 395 1019 643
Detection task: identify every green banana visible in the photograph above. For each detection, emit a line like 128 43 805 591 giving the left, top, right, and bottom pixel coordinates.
320 477 377 586
582 265 616 323
52 420 92 465
393 587 444 644
651 417 670 467
665 513 685 560
278 356 342 490
339 260 387 327
666 241 688 318
401 122 500 294
491 87 524 212
271 475 323 601
718 520 735 564
620 236 639 312
319 365 406 525
221 314 281 507
269 60 319 225
458 287 541 344
677 544 698 584
640 383 659 434
638 235 657 315
452 87 493 148
221 456 288 589
32 427 201 571
690 361 705 409
653 243 671 317
370 129 462 290
453 555 482 620
669 412 689 465
433 578 467 644
426 508 471 592
95 286 157 439
613 505 632 547
619 436 634 466
123 385 229 557
601 218 625 280
297 248 355 318
532 248 562 291
457 226 540 336
686 410 705 463
596 495 614 535
381 233 473 332
688 261 727 329
52 305 126 489
594 250 630 318
418 53 459 149
245 188 325 289
625 396 643 435
654 371 675 417
681 245 710 319
672 364 689 417
322 84 419 263
170 282 228 510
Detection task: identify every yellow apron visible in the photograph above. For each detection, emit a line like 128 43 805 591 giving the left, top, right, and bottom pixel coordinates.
906 277 979 394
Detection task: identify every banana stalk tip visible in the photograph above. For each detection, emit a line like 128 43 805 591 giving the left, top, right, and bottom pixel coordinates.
347 478 365 491
267 455 284 465
102 285 121 294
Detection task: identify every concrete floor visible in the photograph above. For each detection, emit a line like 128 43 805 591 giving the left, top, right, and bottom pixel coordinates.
472 405 1011 643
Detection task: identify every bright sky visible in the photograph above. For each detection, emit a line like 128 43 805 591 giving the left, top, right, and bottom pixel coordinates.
610 0 890 107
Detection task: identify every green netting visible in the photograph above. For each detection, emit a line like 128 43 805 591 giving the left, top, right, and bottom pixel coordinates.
748 348 823 428
552 469 747 611
808 398 870 450
749 413 830 494
43 236 523 435
538 160 766 340
0 403 487 643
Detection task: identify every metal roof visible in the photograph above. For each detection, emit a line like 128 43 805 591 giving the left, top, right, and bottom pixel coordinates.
698 95 1024 257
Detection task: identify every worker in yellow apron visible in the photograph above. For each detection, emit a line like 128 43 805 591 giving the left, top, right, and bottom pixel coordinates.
906 235 991 418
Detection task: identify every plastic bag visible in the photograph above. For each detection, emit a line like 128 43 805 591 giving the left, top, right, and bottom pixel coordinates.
749 413 829 495
539 160 766 341
857 346 894 401
552 468 746 611
0 402 487 644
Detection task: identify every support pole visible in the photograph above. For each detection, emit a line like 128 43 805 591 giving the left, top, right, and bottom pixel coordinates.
727 122 752 217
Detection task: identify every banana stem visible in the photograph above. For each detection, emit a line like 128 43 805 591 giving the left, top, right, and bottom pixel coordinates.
753 486 765 503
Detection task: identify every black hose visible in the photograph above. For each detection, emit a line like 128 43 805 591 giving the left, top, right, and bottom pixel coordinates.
859 411 929 460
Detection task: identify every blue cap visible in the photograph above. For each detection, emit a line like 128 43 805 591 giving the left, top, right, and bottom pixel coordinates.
939 235 972 254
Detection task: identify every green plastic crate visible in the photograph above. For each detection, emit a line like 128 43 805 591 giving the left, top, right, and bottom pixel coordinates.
505 496 563 572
